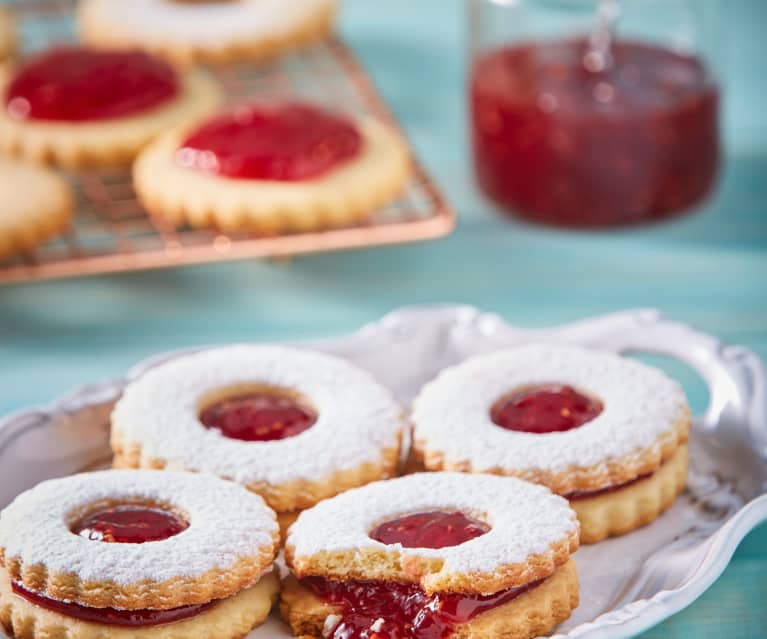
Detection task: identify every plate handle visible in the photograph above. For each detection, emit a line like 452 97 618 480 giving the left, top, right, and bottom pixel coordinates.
573 309 767 464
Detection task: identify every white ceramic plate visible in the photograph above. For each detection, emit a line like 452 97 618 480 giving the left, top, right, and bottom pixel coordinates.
1 306 766 638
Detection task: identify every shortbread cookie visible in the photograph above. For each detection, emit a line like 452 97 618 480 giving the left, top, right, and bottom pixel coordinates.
78 0 337 65
0 567 277 639
412 344 692 543
570 443 688 543
0 8 15 62
0 470 279 639
111 345 403 519
0 158 73 262
282 472 579 639
133 102 411 233
0 47 221 167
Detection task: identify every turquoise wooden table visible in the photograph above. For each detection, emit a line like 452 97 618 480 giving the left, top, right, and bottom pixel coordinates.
0 0 765 636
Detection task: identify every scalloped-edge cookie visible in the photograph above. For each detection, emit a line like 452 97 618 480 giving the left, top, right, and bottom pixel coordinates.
411 344 692 543
282 472 579 638
571 444 689 543
0 469 279 639
281 561 578 639
0 158 73 262
0 568 278 639
78 0 337 65
111 344 404 519
0 47 221 168
132 103 411 233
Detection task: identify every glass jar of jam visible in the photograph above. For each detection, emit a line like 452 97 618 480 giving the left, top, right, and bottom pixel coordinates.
469 0 722 227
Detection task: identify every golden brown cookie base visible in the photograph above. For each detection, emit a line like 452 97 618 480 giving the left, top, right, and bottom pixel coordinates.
0 159 73 262
414 409 692 496
0 68 221 168
78 0 336 66
0 568 277 639
111 427 401 513
285 525 578 596
573 444 688 544
132 117 411 235
280 559 578 639
0 8 15 61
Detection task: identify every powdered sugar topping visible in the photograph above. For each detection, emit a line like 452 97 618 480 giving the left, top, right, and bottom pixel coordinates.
412 344 688 480
0 470 277 586
112 345 402 488
288 472 577 576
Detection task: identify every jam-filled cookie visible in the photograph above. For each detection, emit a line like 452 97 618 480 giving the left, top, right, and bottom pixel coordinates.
0 46 221 167
0 157 73 262
0 8 15 62
412 344 692 544
0 470 279 639
111 345 404 535
78 0 337 65
133 102 410 233
282 472 579 639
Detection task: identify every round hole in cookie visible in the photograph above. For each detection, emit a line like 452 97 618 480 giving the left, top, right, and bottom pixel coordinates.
198 384 317 442
370 510 490 549
490 383 603 434
68 499 189 544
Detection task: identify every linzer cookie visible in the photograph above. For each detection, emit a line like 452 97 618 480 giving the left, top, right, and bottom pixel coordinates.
0 8 15 62
412 344 692 543
111 345 404 534
78 0 337 65
0 47 221 167
282 472 579 639
0 470 279 639
133 102 410 233
0 158 73 262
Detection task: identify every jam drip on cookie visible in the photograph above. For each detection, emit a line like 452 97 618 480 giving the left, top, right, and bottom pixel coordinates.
371 511 489 549
200 392 317 441
303 577 541 639
176 103 362 181
491 384 602 434
6 47 178 121
72 505 188 543
11 582 213 627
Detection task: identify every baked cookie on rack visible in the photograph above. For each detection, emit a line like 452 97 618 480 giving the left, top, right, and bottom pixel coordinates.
411 344 692 543
0 157 73 262
0 470 279 639
111 344 404 535
78 0 337 65
133 102 410 233
0 46 221 167
282 472 580 639
0 8 15 62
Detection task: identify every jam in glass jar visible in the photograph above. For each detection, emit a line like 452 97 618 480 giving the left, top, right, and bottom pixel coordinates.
469 0 722 227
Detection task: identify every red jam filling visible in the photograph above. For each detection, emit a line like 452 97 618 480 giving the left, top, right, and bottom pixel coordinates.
72 505 188 543
176 103 362 181
303 577 541 639
6 47 178 122
491 384 602 434
371 511 489 549
471 39 719 227
11 582 213 628
199 392 317 441
565 470 653 500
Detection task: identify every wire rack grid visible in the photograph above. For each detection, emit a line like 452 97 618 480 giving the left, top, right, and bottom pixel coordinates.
0 0 455 284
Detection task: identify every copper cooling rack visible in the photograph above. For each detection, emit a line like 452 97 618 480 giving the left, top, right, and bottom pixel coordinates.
0 0 455 284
